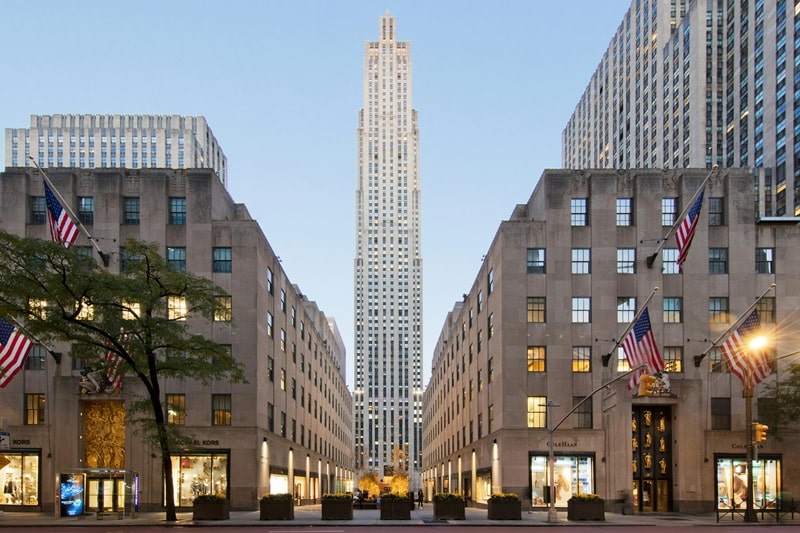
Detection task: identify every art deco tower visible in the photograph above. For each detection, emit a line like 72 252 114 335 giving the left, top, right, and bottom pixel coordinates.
354 12 423 482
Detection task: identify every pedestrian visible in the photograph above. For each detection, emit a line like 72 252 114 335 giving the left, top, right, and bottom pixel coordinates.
417 488 424 509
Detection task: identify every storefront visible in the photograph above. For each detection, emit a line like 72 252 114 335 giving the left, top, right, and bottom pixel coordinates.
169 451 229 507
715 454 782 512
0 450 40 508
530 453 596 507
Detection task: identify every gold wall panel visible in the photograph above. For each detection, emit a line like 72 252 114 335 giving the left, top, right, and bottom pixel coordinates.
83 401 125 469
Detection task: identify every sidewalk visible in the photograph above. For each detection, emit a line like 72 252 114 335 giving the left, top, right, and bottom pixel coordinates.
0 504 797 527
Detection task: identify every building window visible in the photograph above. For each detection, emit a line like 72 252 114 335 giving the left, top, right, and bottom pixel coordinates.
477 291 483 313
267 403 274 432
280 289 286 312
280 368 286 391
526 396 547 428
123 197 140 225
617 248 636 273
266 312 273 337
663 297 682 323
572 297 591 323
571 198 588 226
214 295 232 322
662 248 679 274
167 247 186 271
663 346 683 373
488 358 494 382
169 197 187 225
267 356 274 381
709 248 728 274
709 297 728 324
25 345 46 370
487 269 494 294
662 197 678 226
280 329 286 352
488 404 494 434
119 247 140 272
212 394 232 426
527 346 546 372
167 296 187 321
166 393 186 425
572 346 591 372
25 394 45 425
711 397 731 430
487 313 494 339
266 267 274 294
527 248 545 273
212 247 232 273
617 297 636 323
616 347 630 372
709 348 729 373
527 297 546 323
757 297 776 323
755 248 774 274
572 397 592 429
708 197 725 226
616 198 633 226
280 412 286 437
77 196 94 225
30 196 46 224
571 248 590 274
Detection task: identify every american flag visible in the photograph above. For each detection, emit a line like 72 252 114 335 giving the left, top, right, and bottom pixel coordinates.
0 318 34 388
621 308 664 389
675 188 705 273
105 332 129 392
44 181 79 248
719 309 772 387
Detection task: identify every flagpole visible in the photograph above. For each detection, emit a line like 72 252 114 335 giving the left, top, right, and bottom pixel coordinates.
601 286 659 367
27 155 111 267
645 166 719 268
693 283 776 367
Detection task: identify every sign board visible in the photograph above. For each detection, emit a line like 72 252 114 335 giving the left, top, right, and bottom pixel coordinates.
0 431 9 450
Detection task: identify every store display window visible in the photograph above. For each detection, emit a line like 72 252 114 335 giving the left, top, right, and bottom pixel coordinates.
169 452 229 506
1 451 40 507
530 453 595 506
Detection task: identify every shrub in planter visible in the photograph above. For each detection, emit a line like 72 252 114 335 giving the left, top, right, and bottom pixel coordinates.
260 493 294 520
192 494 230 520
379 493 413 520
321 493 353 520
433 492 466 520
567 494 605 521
487 493 522 520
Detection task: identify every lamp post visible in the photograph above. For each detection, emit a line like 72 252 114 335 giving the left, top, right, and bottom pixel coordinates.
743 382 757 522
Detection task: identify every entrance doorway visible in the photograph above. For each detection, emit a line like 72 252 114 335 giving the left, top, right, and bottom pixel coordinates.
631 406 672 512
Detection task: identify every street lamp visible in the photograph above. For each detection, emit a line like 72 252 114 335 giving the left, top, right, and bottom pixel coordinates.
743 335 766 523
546 400 560 523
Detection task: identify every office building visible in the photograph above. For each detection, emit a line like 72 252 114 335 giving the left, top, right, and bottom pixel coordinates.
5 114 228 187
422 168 799 513
0 166 353 513
563 0 800 218
353 12 424 483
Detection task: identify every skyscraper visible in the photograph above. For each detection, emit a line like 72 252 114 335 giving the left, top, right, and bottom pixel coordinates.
5 114 228 186
354 12 423 482
562 0 799 218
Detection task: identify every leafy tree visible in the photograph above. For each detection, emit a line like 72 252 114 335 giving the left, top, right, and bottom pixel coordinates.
0 233 245 521
759 363 800 441
358 471 380 499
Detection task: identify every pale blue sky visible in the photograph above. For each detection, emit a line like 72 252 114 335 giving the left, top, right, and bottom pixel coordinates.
1 0 631 389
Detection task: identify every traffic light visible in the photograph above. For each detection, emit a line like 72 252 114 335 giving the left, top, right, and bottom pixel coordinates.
637 374 657 397
754 423 769 442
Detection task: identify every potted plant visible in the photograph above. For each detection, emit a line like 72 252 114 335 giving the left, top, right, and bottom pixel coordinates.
567 493 605 521
487 492 522 520
192 494 230 520
433 492 466 520
321 493 353 520
379 492 413 520
260 493 294 520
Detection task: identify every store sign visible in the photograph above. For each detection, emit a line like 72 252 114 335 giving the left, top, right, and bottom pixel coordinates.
0 431 9 450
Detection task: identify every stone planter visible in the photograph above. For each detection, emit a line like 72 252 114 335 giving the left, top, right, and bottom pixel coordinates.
321 499 353 520
260 498 294 520
487 499 522 520
567 499 605 521
192 499 230 520
380 498 412 520
433 499 466 520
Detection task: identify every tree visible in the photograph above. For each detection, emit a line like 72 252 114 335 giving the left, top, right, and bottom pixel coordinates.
0 233 245 521
760 363 800 441
358 471 380 499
